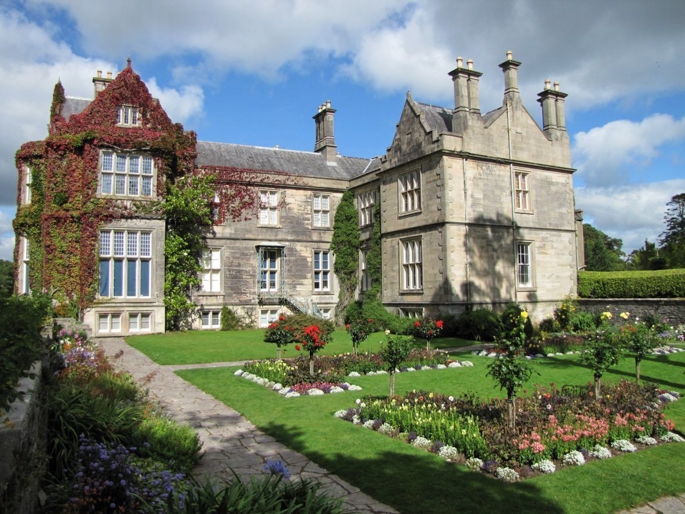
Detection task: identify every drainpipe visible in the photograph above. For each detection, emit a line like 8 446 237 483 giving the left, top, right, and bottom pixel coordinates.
505 99 518 303
463 157 470 307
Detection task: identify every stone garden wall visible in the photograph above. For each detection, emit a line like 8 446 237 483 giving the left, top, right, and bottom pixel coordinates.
577 298 685 326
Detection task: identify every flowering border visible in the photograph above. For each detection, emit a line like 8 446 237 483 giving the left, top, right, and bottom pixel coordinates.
233 369 362 398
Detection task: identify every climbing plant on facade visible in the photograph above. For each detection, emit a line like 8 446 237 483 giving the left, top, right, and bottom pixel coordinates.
330 190 360 322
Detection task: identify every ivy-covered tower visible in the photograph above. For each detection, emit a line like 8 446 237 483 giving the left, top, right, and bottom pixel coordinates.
14 60 197 333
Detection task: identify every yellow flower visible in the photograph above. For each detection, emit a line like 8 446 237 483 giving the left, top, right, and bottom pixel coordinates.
620 312 630 320
521 311 529 320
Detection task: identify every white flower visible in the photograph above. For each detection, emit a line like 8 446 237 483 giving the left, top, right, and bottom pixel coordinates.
465 457 483 471
438 445 459 460
495 467 519 482
355 398 361 405
636 435 657 446
448 396 455 402
378 423 395 435
406 367 416 372
272 383 283 390
588 445 612 459
334 409 347 418
348 385 363 391
348 371 361 377
363 420 375 429
662 432 685 443
352 415 361 425
611 440 637 452
412 437 432 450
234 369 244 376
385 330 391 335
329 386 344 394
436 364 447 369
307 388 324 396
532 460 556 474
360 402 366 408
562 451 585 466
284 391 301 398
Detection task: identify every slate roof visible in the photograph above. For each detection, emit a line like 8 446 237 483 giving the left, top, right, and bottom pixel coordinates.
61 97 91 121
196 141 377 180
416 102 453 133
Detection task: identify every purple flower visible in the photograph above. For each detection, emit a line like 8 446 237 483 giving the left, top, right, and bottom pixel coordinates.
263 459 290 478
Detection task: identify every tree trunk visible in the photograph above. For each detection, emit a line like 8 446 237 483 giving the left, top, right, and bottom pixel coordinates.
507 397 516 431
389 372 395 397
594 375 601 399
635 358 641 382
309 357 314 376
426 339 431 352
277 345 282 360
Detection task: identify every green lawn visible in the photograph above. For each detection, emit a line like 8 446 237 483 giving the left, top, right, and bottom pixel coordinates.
126 329 477 365
174 350 685 514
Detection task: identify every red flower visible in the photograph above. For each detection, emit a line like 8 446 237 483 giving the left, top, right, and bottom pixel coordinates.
295 345 301 351
428 330 433 335
414 321 421 327
345 324 350 330
368 318 373 323
279 316 285 321
436 320 444 329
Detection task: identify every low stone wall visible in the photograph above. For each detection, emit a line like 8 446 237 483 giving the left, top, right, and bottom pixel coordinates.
0 361 48 514
577 298 685 325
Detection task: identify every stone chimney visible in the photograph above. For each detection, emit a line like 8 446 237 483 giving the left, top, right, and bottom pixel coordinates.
313 100 337 163
498 50 521 103
448 57 482 133
93 70 114 98
537 79 568 133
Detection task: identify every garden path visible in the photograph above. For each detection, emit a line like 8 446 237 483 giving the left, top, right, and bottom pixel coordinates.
99 338 398 514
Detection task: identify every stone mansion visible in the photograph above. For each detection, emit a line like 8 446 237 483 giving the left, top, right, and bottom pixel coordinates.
14 52 582 336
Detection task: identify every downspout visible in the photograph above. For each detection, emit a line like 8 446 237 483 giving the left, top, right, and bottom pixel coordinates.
506 99 518 303
462 157 470 307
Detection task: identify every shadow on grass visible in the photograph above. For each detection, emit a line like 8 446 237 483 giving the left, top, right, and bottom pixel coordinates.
260 422 564 514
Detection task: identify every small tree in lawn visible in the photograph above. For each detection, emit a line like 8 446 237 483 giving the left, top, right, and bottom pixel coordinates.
581 319 623 398
486 311 534 430
294 325 332 376
345 318 373 356
413 318 444 351
379 331 412 397
617 312 658 382
264 316 296 359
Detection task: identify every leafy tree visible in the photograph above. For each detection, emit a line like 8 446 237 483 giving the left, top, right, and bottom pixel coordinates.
580 324 624 398
379 332 412 397
583 223 624 271
0 259 14 298
628 240 667 270
658 193 685 268
330 190 360 323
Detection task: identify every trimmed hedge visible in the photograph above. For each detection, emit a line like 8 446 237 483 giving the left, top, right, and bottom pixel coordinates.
578 269 685 298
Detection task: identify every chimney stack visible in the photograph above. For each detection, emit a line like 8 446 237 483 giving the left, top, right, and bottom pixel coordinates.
537 79 568 134
313 100 337 163
498 50 521 102
93 70 114 97
448 57 482 133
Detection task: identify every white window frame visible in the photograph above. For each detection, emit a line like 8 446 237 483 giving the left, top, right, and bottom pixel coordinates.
117 105 141 127
260 249 280 292
313 250 330 292
401 239 423 291
400 308 423 318
201 248 221 293
358 191 375 226
19 237 30 294
100 151 154 198
320 308 332 320
516 241 534 289
312 194 330 228
399 170 421 214
200 311 221 329
23 166 32 205
515 171 531 211
99 230 152 299
259 190 279 226
129 312 152 332
98 313 122 334
360 249 371 292
259 309 279 328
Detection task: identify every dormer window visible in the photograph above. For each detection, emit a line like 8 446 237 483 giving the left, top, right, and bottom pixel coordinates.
100 151 154 198
117 105 140 127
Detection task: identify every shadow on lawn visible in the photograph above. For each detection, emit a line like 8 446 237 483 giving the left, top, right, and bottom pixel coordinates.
261 422 564 514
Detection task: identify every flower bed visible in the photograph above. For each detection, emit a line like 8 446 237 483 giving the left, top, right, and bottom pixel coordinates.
335 381 682 481
234 368 362 397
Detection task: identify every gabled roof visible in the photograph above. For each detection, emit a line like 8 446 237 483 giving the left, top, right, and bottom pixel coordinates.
415 102 453 133
61 97 91 121
196 141 376 180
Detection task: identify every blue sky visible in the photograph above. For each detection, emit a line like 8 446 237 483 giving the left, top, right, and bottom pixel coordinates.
1 0 684 261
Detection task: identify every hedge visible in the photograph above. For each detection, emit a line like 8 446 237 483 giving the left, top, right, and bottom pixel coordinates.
578 269 685 298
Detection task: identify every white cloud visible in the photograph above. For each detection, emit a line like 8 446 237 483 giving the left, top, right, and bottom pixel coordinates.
146 78 204 125
0 235 15 262
576 179 685 253
572 114 685 187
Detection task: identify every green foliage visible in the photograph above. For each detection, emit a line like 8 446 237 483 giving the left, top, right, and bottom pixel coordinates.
486 312 534 401
345 317 374 355
659 193 685 248
135 414 204 472
164 173 216 330
366 202 383 300
628 240 668 270
379 334 412 374
457 308 503 341
567 310 598 332
0 259 14 298
578 269 685 298
156 474 346 514
330 190 360 320
580 327 624 396
583 223 625 271
278 313 335 336
220 306 242 331
501 303 533 338
0 294 51 413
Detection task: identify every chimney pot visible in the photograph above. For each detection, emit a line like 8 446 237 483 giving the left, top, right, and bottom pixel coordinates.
457 56 463 68
545 79 551 90
97 70 102 78
107 71 112 79
326 100 331 109
554 81 560 92
507 50 513 61
467 59 473 70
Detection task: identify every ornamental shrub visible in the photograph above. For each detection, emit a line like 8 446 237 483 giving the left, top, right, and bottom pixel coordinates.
220 306 241 331
578 269 685 298
501 303 533 338
457 308 502 341
281 314 334 336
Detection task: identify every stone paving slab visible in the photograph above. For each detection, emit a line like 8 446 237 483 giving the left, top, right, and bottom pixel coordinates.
99 338 398 514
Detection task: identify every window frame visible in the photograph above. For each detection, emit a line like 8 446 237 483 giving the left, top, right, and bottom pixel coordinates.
258 190 280 226
399 170 421 215
259 309 280 328
98 313 122 334
259 249 280 292
19 237 30 294
117 105 141 127
312 194 331 228
23 166 32 205
358 191 375 226
401 238 423 292
360 249 371 292
99 229 152 299
516 241 535 289
129 312 152 332
313 250 331 292
99 151 154 198
200 310 221 329
201 248 222 293
514 171 532 212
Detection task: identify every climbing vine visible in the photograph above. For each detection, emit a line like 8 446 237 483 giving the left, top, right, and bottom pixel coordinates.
330 190 360 322
365 201 383 301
